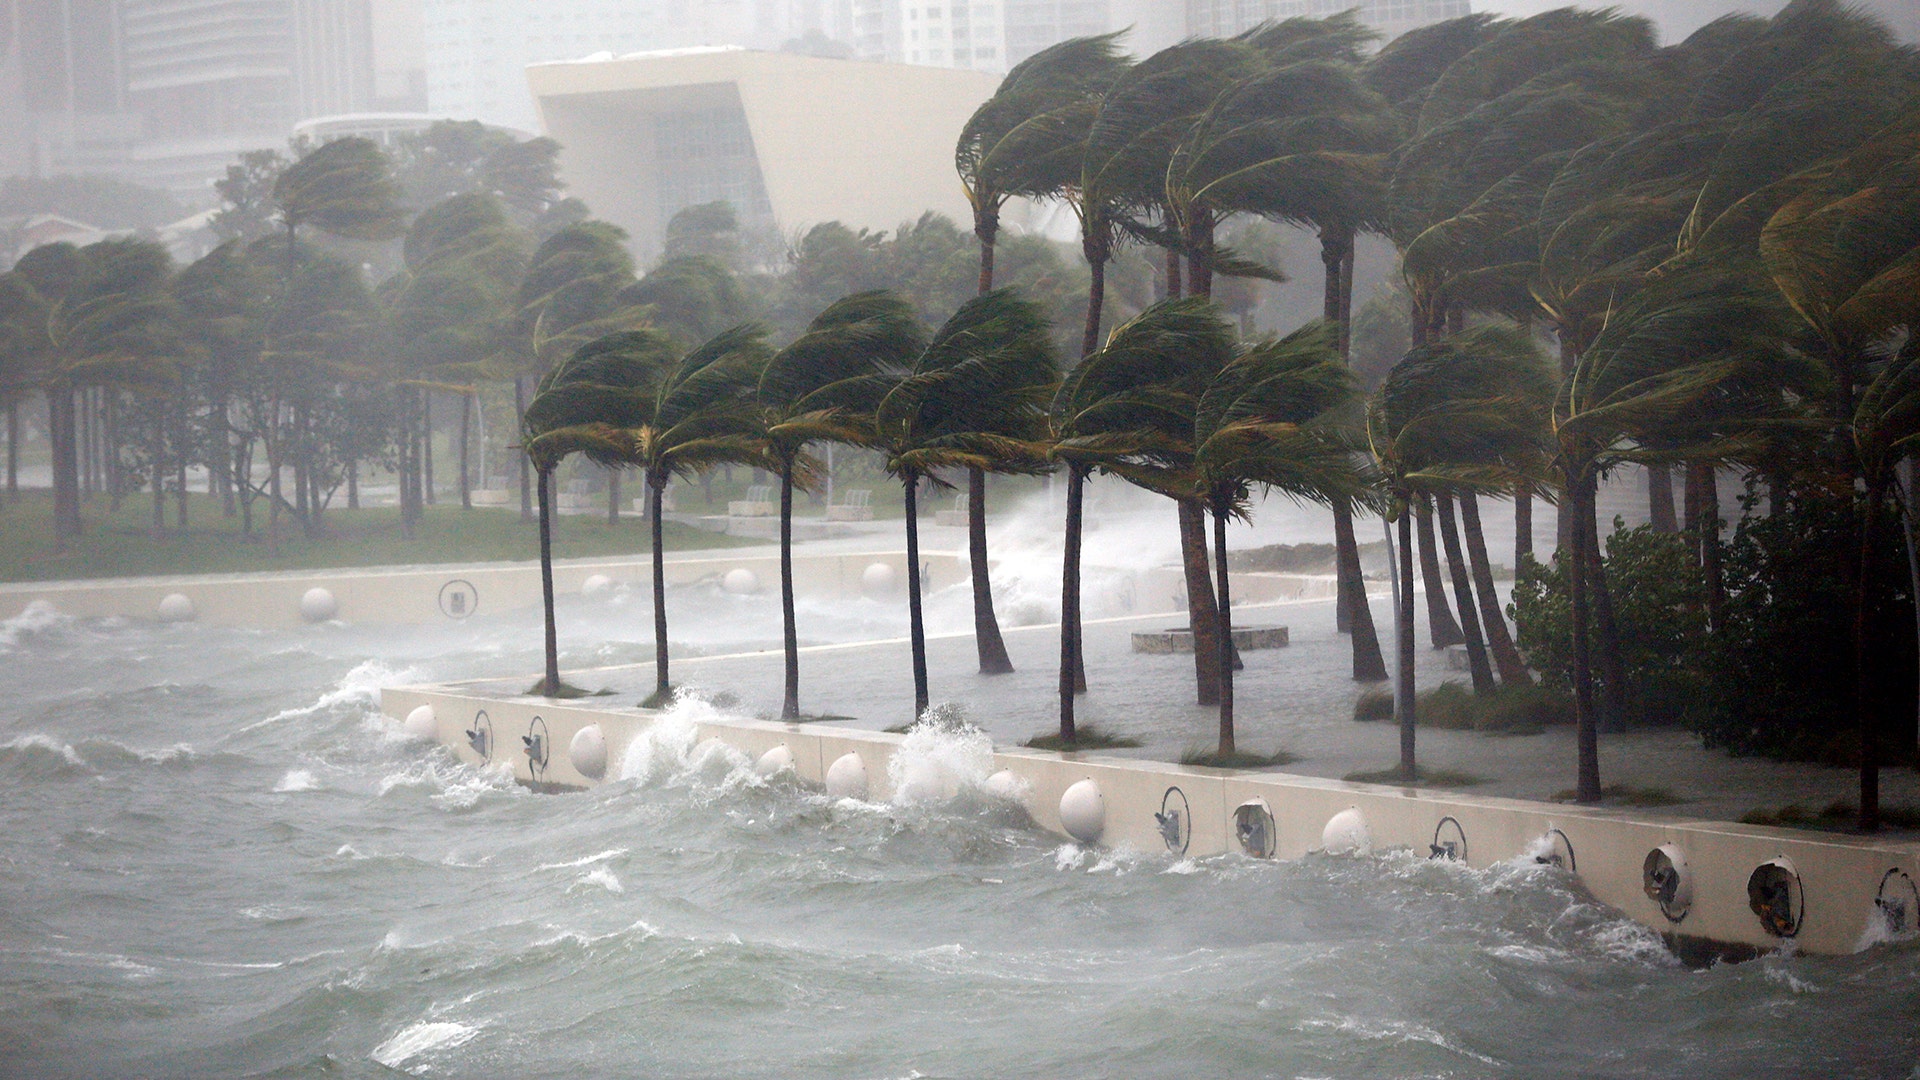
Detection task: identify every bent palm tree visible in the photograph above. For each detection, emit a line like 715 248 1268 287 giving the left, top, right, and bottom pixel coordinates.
1051 298 1235 741
520 420 635 696
1368 325 1554 781
753 291 924 718
873 290 1059 718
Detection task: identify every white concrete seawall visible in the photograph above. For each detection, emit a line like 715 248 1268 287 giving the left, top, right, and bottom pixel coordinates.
382 683 1920 961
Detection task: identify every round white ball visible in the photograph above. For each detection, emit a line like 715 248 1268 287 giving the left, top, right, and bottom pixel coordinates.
581 573 614 597
1058 778 1106 845
722 567 760 595
861 562 897 594
1321 807 1371 855
156 593 195 623
825 751 868 800
983 769 1026 805
753 745 795 778
402 704 437 741
569 724 608 780
299 587 337 623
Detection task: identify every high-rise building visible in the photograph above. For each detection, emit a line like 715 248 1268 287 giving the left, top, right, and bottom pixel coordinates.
1 0 139 179
118 0 378 195
1187 0 1473 41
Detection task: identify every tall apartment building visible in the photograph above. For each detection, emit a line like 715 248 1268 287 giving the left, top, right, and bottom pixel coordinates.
1 0 139 179
1188 0 1473 41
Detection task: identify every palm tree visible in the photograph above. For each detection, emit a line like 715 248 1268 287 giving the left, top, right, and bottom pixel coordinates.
1183 324 1363 754
1050 298 1235 741
1757 116 1920 830
752 291 924 718
872 290 1059 718
530 325 768 705
957 32 1130 677
520 418 635 697
1368 325 1554 780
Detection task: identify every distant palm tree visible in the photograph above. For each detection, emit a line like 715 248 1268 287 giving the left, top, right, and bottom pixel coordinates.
525 325 768 704
872 290 1059 718
752 291 923 718
1368 325 1554 781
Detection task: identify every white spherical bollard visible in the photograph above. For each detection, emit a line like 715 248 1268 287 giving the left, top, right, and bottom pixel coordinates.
825 751 868 800
1058 778 1106 845
402 704 437 741
983 769 1026 804
581 573 614 597
299 587 337 623
156 593 195 623
722 567 760 595
569 724 608 780
861 562 897 595
1321 807 1371 855
753 745 795 778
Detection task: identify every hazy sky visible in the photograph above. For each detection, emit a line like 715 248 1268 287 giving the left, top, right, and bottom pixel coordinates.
1476 0 1917 45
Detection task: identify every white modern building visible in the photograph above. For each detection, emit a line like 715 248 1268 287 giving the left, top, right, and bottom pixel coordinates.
527 47 997 256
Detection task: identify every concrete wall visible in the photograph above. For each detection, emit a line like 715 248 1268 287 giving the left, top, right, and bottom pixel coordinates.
383 684 1920 959
0 553 1332 629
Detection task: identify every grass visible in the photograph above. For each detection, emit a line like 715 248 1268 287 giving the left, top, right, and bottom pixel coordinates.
0 490 751 583
1353 681 1567 735
1739 800 1920 832
522 679 614 699
1180 747 1299 770
1344 764 1487 788
1551 783 1688 807
1023 725 1143 751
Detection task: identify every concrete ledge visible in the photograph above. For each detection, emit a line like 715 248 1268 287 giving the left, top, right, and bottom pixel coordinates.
1131 626 1289 653
380 682 1920 959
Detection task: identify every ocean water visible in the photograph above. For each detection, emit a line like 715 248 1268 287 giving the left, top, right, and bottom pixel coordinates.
1 602 1917 1079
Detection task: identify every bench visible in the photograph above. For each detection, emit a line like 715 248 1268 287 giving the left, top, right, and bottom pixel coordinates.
825 488 873 521
728 483 774 518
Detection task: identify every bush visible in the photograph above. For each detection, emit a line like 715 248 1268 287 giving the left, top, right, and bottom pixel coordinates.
1510 520 1710 727
1351 681 1567 733
1696 483 1915 763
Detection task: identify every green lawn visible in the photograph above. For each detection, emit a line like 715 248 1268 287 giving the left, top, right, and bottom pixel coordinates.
0 491 752 583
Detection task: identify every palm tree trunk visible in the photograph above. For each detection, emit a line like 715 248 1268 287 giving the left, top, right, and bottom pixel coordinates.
516 377 532 522
347 459 358 510
968 466 1014 674
104 393 120 511
904 472 929 719
422 392 435 506
5 399 17 502
1700 466 1725 628
1180 499 1223 705
1187 214 1215 301
538 465 560 696
1059 466 1085 742
1415 494 1464 647
1647 463 1677 532
1163 246 1182 301
608 468 620 525
1583 507 1629 733
780 466 800 720
975 209 997 294
1570 471 1602 803
460 393 473 510
1213 503 1235 756
1322 225 1361 637
79 389 92 501
1460 492 1529 685
1333 501 1389 681
1856 474 1884 832
1436 491 1494 694
174 406 188 532
150 418 165 538
1515 483 1532 566
1396 508 1417 781
649 466 671 701
49 389 79 546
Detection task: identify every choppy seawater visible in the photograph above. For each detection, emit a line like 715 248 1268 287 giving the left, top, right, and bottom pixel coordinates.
2 600 1917 1080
